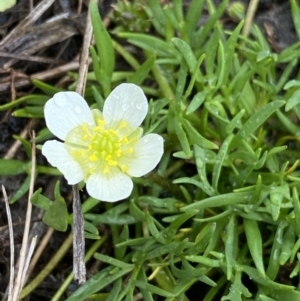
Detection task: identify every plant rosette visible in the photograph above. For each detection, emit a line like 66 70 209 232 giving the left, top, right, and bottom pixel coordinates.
42 83 164 202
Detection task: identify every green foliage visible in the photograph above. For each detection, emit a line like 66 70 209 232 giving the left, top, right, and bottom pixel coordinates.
4 0 300 300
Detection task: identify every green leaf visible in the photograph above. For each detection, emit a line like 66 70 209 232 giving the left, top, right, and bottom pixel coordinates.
244 218 265 276
10 175 31 204
243 265 294 290
13 135 32 159
115 225 129 260
224 214 238 280
291 0 300 40
276 109 300 135
90 0 115 97
65 266 133 301
186 91 207 115
13 106 44 118
204 28 220 75
94 253 133 269
181 191 253 211
32 79 63 95
118 32 179 59
212 134 234 191
42 197 68 232
266 221 287 280
128 54 156 85
0 159 29 176
183 0 205 42
285 89 300 111
84 221 99 235
279 225 295 265
135 280 175 297
174 115 192 157
172 37 203 83
194 0 229 48
182 118 218 149
236 100 285 139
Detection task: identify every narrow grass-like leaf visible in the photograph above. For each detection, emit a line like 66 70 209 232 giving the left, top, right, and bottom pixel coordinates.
216 39 226 88
172 37 203 83
276 109 300 135
243 265 294 290
185 255 220 267
205 28 220 75
146 212 166 244
244 218 265 276
219 21 244 85
163 4 181 32
9 174 31 203
188 222 217 255
175 60 188 101
113 40 140 70
225 109 245 134
236 100 285 139
85 213 136 225
106 278 122 301
135 280 174 297
148 0 166 31
94 253 133 269
225 214 237 280
194 145 215 195
173 0 184 25
291 0 300 40
194 0 229 48
183 0 205 43
13 106 44 118
212 134 234 191
84 221 99 235
163 210 198 242
90 0 115 97
118 33 179 58
32 79 62 95
90 45 102 87
182 118 218 149
181 191 253 211
129 54 155 85
279 225 295 265
292 187 300 236
173 177 214 196
137 268 154 301
65 267 133 301
0 159 29 175
186 91 207 115
174 115 192 157
285 89 300 111
266 221 287 280
13 137 31 162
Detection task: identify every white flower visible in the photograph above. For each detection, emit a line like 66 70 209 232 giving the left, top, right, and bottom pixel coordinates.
42 83 164 202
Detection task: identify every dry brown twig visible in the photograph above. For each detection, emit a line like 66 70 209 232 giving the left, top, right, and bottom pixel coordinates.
1 185 14 301
72 0 94 285
4 119 38 160
0 61 87 92
242 0 259 37
11 131 37 301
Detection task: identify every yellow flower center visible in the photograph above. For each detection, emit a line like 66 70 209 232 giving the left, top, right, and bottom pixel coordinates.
64 110 141 179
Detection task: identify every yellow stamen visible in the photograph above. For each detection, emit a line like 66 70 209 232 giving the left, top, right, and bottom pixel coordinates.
65 112 141 179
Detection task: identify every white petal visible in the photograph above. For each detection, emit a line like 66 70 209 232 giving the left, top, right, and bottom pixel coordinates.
125 134 164 177
44 92 95 140
103 84 148 132
42 140 84 184
86 167 133 202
